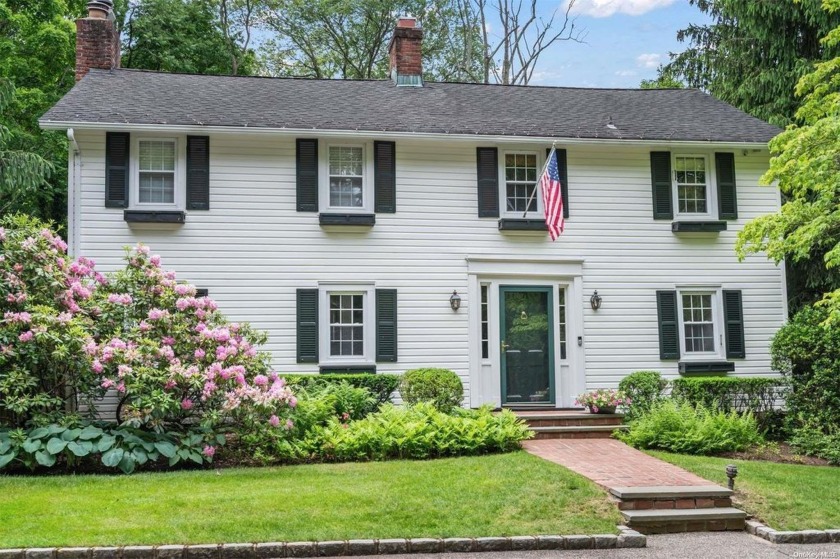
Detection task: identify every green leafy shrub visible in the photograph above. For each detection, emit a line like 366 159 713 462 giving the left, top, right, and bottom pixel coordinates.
789 425 840 465
670 376 787 437
619 400 763 455
0 422 221 474
283 374 398 409
311 404 531 461
619 371 668 420
771 305 840 432
399 368 463 412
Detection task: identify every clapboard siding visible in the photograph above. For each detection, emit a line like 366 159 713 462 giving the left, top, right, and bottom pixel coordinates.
73 131 785 403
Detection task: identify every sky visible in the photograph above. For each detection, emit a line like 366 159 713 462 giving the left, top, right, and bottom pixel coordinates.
527 0 713 88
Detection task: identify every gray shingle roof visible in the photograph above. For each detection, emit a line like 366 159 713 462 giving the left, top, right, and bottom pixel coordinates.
40 69 780 143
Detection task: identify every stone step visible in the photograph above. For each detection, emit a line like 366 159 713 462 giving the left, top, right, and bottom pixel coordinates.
523 415 625 428
610 485 734 510
621 507 747 534
529 424 628 439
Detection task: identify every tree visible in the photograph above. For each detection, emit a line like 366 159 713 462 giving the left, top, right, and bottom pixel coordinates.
122 0 252 75
639 65 684 89
736 0 840 323
259 0 483 81
473 0 585 85
216 0 259 75
0 80 53 216
0 0 87 229
666 0 840 126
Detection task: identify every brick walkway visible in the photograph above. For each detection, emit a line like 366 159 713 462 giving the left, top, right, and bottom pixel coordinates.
522 439 713 488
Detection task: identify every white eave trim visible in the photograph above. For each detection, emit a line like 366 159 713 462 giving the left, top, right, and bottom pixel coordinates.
37 120 772 150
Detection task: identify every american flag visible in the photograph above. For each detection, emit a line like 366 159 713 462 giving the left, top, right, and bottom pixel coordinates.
540 147 565 240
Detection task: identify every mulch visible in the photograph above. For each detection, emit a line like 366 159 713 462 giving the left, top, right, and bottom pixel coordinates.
719 443 831 466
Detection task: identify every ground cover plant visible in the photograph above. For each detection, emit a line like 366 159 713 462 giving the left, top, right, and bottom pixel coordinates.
0 452 620 548
650 451 840 531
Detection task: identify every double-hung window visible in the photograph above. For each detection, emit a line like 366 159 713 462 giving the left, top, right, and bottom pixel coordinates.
319 284 374 364
132 137 183 208
502 152 540 216
678 290 723 359
323 144 373 212
673 155 714 218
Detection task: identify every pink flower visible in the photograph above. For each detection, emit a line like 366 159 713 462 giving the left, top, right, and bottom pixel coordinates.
194 348 206 359
285 419 294 430
162 336 175 346
116 382 126 393
269 415 280 428
181 399 194 410
148 308 168 321
174 284 195 296
202 445 216 457
150 255 161 266
18 330 34 342
253 374 268 386
164 379 177 390
101 378 115 389
139 321 151 332
92 360 104 374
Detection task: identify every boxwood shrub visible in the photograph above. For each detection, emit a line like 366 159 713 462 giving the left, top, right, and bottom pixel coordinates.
283 374 400 408
400 368 463 412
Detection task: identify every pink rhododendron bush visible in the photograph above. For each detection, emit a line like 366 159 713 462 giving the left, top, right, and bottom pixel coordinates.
0 216 296 470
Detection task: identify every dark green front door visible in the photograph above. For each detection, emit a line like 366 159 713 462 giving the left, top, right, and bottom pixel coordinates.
500 286 555 406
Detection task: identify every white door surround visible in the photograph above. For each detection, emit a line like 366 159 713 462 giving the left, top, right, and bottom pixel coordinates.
466 257 586 408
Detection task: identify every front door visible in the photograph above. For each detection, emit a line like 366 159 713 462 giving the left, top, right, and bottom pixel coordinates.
500 286 555 406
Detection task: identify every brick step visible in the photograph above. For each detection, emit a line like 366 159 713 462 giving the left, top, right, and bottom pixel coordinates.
524 416 625 428
621 507 747 534
610 485 734 511
529 424 629 439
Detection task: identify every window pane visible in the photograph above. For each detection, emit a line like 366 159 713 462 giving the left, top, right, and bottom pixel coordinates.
505 152 538 213
329 293 364 357
682 293 715 353
675 156 707 214
139 172 175 203
139 140 175 171
328 147 364 208
481 285 489 359
558 286 567 360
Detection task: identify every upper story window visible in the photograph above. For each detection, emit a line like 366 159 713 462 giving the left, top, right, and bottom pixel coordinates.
138 140 177 204
679 290 723 359
503 152 541 216
130 136 184 209
674 155 714 218
328 145 365 208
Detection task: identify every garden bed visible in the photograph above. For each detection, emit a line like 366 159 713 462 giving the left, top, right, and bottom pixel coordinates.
0 452 620 548
648 451 840 531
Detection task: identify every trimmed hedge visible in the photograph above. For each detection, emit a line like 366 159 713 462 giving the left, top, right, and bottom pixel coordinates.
400 368 464 412
670 376 787 437
283 374 400 407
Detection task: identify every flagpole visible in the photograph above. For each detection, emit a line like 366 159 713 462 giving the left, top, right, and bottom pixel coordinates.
522 141 556 218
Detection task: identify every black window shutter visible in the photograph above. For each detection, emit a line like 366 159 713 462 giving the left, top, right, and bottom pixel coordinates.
650 152 673 220
716 152 738 220
723 290 745 359
547 147 569 218
296 139 318 212
374 141 396 213
296 289 319 363
186 136 210 210
376 289 398 362
476 147 499 218
105 132 130 208
656 290 680 360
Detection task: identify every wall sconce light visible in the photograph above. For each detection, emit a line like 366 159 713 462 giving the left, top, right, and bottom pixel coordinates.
590 290 602 311
449 291 461 311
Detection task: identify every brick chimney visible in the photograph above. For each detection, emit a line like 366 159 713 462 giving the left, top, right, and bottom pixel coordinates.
75 0 120 81
388 16 423 86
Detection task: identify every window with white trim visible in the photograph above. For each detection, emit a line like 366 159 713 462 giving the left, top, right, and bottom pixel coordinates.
678 290 724 358
131 137 184 209
673 155 714 217
480 284 489 359
328 145 365 208
502 152 541 216
318 284 374 364
557 286 567 360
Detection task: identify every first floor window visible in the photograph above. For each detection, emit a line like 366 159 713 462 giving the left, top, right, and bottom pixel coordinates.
138 139 176 204
504 152 538 213
329 293 364 356
675 155 708 215
682 293 715 353
328 146 364 208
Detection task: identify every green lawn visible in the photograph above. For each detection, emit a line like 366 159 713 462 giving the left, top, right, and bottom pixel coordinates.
0 451 619 548
649 451 840 531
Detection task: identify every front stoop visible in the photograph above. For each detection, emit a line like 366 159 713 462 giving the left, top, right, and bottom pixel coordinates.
515 411 626 439
611 486 746 534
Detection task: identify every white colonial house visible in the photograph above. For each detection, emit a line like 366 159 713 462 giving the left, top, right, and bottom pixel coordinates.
41 3 785 410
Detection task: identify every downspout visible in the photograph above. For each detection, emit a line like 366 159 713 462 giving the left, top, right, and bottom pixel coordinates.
67 129 81 257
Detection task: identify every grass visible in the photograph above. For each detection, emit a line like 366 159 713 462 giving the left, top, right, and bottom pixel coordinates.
649 451 840 531
0 451 619 548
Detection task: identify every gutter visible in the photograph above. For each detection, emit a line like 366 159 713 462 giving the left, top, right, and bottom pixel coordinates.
66 128 82 257
39 121 772 151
